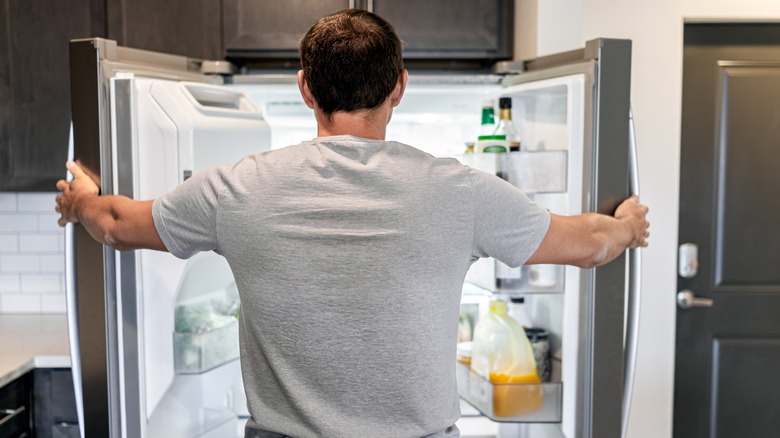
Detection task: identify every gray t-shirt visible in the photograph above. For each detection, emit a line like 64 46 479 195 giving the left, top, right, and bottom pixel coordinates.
152 135 550 438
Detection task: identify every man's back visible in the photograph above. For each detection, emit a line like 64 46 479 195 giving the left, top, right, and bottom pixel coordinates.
153 135 549 437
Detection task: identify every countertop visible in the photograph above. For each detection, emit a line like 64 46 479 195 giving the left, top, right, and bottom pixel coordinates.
0 314 71 388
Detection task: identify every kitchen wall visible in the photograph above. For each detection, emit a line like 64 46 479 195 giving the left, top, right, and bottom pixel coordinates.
0 193 66 314
526 0 780 437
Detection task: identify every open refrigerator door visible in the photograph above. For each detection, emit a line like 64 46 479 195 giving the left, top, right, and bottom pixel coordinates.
455 39 634 438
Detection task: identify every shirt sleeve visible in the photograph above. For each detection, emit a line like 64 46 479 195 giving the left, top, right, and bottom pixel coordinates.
469 167 551 267
152 167 226 259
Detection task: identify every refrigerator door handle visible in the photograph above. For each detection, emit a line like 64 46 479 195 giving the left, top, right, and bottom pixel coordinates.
622 108 641 438
65 125 85 438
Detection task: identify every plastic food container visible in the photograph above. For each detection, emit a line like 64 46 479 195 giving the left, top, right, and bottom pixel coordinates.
173 319 240 373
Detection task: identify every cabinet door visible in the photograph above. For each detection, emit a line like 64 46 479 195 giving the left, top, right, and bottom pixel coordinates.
34 368 79 438
0 372 32 438
106 0 222 60
223 0 351 61
0 0 104 191
371 0 513 60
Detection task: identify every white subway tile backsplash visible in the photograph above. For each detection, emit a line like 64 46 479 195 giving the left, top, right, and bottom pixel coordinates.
41 294 66 314
38 214 62 232
18 193 57 212
0 214 39 232
1 255 40 272
40 254 65 273
0 192 67 314
0 235 18 253
0 274 20 292
1 294 42 314
21 274 62 292
19 234 61 253
0 194 16 212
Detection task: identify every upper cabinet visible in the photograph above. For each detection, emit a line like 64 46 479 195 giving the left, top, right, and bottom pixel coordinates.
105 0 223 60
224 0 513 68
223 0 351 65
372 0 513 60
0 0 104 191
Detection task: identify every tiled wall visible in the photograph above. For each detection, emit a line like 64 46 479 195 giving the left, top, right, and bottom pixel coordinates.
0 193 66 314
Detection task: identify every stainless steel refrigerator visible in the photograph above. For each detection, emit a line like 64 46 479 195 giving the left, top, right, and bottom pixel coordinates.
66 37 639 438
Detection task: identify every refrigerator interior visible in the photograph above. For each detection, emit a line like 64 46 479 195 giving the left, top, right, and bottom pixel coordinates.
230 78 501 157
106 71 586 437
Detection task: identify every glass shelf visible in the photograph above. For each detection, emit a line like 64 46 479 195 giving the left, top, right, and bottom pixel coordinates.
456 362 562 423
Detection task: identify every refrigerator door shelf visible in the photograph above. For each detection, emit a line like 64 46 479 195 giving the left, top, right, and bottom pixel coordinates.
456 362 562 423
465 263 565 296
456 151 568 194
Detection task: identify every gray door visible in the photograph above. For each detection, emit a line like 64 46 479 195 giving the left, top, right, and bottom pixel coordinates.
675 23 780 437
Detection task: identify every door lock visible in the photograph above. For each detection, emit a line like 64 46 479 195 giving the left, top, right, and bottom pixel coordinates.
677 290 713 309
678 243 698 278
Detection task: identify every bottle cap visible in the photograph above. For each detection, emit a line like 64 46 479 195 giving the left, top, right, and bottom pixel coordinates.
499 97 512 109
489 300 507 313
524 328 549 341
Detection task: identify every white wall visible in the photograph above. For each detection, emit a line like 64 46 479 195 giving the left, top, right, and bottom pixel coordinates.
578 1 780 437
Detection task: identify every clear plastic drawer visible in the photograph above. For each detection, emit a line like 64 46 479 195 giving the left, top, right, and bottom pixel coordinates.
173 319 240 374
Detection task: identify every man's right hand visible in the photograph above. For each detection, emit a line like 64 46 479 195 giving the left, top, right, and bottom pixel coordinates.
614 195 650 249
526 195 650 269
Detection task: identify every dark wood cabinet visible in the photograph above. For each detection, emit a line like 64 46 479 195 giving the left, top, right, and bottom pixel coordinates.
106 0 222 60
224 0 351 63
372 0 513 60
0 0 104 191
224 0 513 68
0 369 79 438
0 372 32 438
33 369 79 438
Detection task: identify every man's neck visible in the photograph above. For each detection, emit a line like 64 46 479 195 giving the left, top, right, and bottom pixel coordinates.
315 106 389 140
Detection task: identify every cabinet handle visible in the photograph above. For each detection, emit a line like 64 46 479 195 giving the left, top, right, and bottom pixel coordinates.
367 0 373 12
0 406 25 427
349 0 355 8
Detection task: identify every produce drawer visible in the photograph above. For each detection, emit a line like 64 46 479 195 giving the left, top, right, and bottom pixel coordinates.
456 362 562 423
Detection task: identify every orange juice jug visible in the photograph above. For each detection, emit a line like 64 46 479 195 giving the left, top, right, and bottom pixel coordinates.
470 300 543 417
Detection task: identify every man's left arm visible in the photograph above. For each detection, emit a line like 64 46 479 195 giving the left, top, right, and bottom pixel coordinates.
56 161 167 252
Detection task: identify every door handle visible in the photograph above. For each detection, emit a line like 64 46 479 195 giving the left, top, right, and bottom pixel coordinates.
677 290 713 309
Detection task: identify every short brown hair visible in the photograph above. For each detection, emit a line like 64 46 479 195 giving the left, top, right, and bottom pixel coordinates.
299 9 404 115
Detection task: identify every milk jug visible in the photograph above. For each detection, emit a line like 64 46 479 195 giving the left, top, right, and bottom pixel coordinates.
471 299 543 417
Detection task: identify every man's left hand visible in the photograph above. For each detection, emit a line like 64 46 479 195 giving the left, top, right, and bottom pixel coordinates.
55 161 99 226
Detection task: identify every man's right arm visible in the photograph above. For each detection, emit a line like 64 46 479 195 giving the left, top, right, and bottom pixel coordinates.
525 196 649 269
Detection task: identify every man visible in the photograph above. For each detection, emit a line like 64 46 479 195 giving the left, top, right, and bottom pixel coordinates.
56 9 649 438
